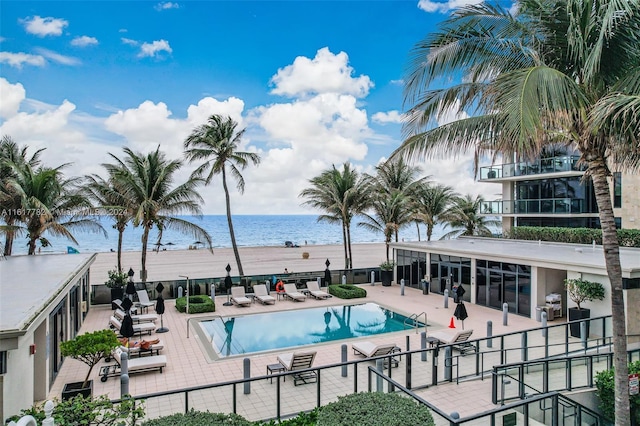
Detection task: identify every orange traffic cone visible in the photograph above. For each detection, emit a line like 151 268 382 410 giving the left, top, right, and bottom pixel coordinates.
448 317 456 328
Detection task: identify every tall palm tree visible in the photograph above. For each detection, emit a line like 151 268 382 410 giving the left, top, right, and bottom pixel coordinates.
413 183 456 241
0 136 44 255
184 115 260 276
300 163 369 269
108 147 213 280
396 1 640 420
440 194 501 239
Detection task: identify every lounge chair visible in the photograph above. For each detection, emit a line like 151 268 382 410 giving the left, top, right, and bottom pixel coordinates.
136 290 155 313
305 281 331 299
283 284 306 302
105 338 164 360
428 329 476 354
114 308 158 324
100 347 167 382
352 341 400 367
113 299 138 315
276 351 317 385
254 284 276 305
230 286 252 307
109 315 156 336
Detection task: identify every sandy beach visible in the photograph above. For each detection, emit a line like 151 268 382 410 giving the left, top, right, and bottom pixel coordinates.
90 242 387 286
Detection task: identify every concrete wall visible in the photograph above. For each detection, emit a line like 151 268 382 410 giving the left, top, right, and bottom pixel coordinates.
2 331 36 421
617 172 639 230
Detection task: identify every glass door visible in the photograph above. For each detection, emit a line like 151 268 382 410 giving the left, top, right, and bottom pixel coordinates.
439 264 460 296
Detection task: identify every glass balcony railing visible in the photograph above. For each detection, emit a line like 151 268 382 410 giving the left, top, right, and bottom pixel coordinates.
481 198 587 215
480 155 585 180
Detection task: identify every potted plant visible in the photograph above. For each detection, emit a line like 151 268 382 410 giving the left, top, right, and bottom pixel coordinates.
564 278 605 338
59 329 120 400
379 260 395 287
105 270 128 309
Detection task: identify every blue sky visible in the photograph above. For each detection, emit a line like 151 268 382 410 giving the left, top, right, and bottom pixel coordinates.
0 0 493 214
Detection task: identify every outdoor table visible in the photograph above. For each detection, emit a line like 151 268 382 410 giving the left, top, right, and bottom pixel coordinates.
267 363 286 383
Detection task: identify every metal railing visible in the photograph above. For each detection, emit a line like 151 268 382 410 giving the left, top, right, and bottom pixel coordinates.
404 311 428 334
479 155 585 181
481 198 590 215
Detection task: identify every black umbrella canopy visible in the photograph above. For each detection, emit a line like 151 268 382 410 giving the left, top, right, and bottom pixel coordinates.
324 268 332 286
156 294 166 315
120 313 135 340
454 302 468 329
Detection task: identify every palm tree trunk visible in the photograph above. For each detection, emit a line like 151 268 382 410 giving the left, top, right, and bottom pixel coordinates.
222 168 244 276
426 223 433 241
341 222 349 269
346 222 353 269
3 218 15 255
590 162 630 425
117 227 124 273
28 236 37 255
415 221 421 241
141 226 150 281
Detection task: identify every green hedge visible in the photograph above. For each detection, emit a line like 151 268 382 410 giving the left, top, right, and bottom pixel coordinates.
505 226 640 247
595 360 640 422
175 295 215 314
328 284 367 299
141 410 252 425
317 392 434 425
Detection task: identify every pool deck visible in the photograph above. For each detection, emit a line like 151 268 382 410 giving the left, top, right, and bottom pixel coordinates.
49 283 543 421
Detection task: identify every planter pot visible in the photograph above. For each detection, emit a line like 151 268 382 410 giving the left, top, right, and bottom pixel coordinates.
110 288 124 309
568 307 590 338
62 380 93 400
381 270 393 287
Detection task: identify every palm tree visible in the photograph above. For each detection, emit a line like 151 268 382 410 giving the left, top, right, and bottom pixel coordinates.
413 183 456 241
396 1 640 420
0 136 44 255
107 147 212 281
300 163 369 269
184 114 260 276
84 174 131 272
440 194 501 239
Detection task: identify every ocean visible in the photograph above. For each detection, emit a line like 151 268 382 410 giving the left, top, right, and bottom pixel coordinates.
9 215 446 255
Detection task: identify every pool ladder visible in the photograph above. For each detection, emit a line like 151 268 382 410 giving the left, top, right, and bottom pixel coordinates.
404 312 428 334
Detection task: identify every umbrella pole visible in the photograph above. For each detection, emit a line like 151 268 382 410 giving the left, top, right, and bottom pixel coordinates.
157 314 169 333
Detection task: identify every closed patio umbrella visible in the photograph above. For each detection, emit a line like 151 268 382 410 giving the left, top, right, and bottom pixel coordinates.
156 282 168 333
119 297 136 352
454 302 469 330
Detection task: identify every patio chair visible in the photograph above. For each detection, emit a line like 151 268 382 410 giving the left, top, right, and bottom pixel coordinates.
100 347 167 382
428 329 476 354
352 341 400 368
136 290 155 313
106 338 164 360
276 351 317 386
283 284 306 302
114 308 158 324
109 315 156 336
253 284 276 305
112 299 138 315
230 286 252 306
305 281 330 299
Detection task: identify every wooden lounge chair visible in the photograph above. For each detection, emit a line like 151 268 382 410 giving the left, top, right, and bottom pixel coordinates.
253 284 276 305
428 329 476 354
231 286 252 306
352 341 400 367
100 347 167 382
283 284 306 302
136 290 155 313
109 315 155 336
276 351 317 386
114 308 158 324
305 281 331 299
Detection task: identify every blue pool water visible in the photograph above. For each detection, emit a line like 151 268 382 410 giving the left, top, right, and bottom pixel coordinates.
199 303 422 357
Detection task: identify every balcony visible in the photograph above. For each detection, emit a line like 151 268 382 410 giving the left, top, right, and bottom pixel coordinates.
481 198 589 215
480 155 585 181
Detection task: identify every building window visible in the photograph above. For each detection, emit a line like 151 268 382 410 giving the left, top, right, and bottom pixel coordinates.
0 351 6 374
613 172 622 208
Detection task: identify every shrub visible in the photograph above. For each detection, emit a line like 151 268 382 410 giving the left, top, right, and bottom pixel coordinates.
258 409 319 425
379 260 395 271
595 360 640 422
59 329 120 388
564 278 605 310
105 270 128 288
505 226 640 247
175 295 215 314
317 392 435 425
141 410 252 425
328 284 367 299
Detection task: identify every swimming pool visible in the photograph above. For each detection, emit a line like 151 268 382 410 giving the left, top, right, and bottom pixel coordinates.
198 302 424 358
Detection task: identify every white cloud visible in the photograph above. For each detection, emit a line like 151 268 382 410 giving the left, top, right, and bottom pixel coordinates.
372 110 403 124
121 38 138 46
20 16 68 37
138 39 172 58
186 97 246 129
34 48 81 66
155 2 180 11
71 36 98 47
390 79 404 85
417 0 483 13
0 78 26 118
270 47 373 98
0 51 46 68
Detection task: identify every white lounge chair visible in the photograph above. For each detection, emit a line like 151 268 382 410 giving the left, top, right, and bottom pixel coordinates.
230 286 252 306
136 290 155 313
254 284 276 305
352 341 400 367
428 329 476 354
283 284 306 302
277 351 317 385
100 347 167 382
109 316 156 336
106 338 164 360
305 281 331 299
112 299 138 315
114 308 158 324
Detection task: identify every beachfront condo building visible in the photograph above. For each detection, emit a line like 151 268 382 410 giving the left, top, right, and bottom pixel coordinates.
477 151 640 234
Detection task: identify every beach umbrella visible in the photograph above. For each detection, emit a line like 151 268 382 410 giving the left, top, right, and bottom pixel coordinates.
454 302 469 330
155 283 168 333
